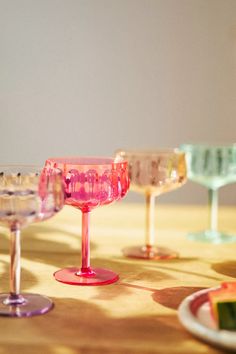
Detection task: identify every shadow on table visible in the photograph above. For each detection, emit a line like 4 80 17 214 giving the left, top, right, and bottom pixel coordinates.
151 263 220 281
81 257 214 302
152 286 206 309
0 224 97 269
0 251 178 302
85 257 175 300
29 256 174 301
112 255 220 281
211 260 236 278
0 296 223 354
0 259 39 292
119 283 206 310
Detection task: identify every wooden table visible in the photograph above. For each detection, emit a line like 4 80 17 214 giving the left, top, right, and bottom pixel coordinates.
0 203 235 354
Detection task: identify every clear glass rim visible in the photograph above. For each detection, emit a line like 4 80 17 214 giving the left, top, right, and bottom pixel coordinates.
46 156 128 167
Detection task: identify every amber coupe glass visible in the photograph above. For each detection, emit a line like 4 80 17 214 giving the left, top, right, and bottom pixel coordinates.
116 149 187 259
46 157 129 286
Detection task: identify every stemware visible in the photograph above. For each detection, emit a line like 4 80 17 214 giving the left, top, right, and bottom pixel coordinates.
115 149 187 260
0 165 64 317
45 157 129 286
180 144 236 243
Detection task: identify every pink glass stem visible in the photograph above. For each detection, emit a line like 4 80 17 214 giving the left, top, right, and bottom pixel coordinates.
79 211 94 275
145 194 155 248
5 227 25 305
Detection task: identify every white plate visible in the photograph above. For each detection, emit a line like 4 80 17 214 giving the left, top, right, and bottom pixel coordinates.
178 287 236 351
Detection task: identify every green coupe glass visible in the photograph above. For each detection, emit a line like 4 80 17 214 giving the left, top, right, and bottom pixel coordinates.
181 143 236 243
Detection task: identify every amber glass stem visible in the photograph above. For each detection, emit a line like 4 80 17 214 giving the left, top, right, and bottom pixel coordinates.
145 194 155 248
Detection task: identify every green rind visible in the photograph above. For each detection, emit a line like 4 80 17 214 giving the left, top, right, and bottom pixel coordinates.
217 302 236 330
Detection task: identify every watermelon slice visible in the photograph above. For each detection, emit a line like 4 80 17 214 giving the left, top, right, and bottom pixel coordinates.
208 282 236 330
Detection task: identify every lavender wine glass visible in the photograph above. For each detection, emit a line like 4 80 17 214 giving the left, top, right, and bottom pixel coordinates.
46 157 129 286
0 165 64 317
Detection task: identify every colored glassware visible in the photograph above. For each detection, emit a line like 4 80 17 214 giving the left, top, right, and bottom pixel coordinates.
115 149 187 259
46 157 129 286
180 144 236 243
0 165 64 317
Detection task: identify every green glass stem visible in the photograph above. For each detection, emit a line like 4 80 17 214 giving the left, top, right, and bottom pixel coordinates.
208 188 218 233
145 194 155 247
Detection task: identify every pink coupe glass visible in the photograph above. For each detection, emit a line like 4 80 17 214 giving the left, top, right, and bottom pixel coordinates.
46 157 129 286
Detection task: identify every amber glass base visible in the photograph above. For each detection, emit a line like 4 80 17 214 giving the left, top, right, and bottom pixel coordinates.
122 245 178 260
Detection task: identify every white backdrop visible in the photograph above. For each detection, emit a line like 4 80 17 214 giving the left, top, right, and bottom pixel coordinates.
1 0 236 204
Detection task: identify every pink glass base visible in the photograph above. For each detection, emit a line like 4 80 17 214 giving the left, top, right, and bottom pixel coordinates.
54 267 119 286
0 293 53 317
122 245 178 260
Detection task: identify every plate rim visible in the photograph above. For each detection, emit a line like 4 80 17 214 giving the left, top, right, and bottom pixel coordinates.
178 287 236 351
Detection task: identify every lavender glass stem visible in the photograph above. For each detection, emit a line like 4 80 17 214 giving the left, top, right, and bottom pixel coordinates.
145 194 155 247
10 226 21 296
4 226 25 305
